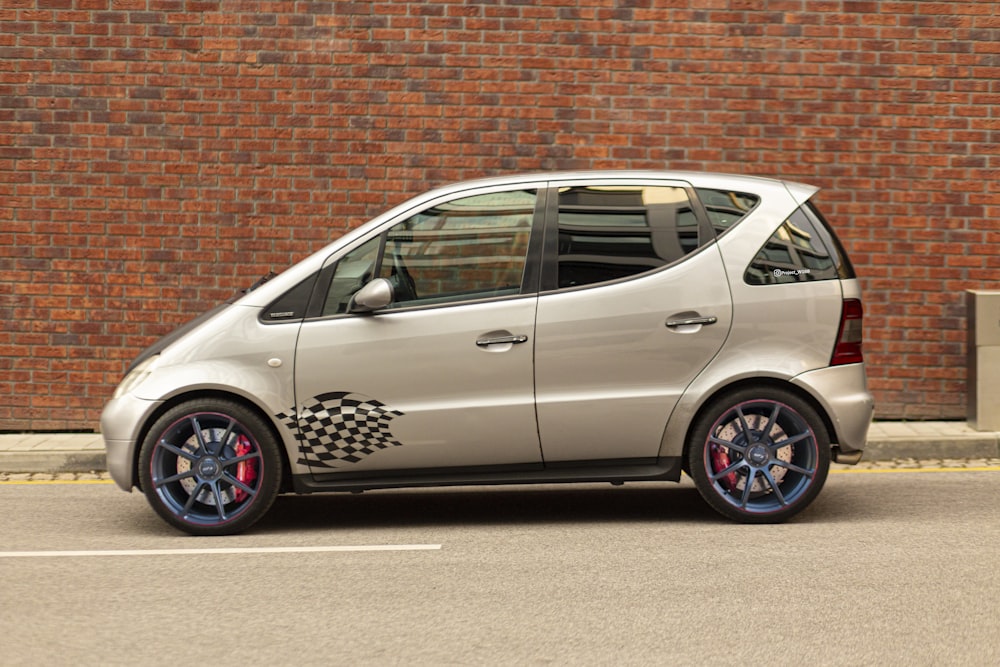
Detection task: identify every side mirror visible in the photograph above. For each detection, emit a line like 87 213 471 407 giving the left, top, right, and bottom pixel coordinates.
348 278 394 313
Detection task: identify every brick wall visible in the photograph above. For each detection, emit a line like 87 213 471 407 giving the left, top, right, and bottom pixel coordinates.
2 0 998 430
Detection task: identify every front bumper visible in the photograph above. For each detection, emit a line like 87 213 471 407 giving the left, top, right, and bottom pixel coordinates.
100 392 162 491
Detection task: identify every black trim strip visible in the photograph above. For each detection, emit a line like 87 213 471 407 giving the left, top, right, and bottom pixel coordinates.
290 457 683 494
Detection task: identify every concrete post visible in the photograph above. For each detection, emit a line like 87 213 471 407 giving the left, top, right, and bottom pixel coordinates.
967 290 1000 431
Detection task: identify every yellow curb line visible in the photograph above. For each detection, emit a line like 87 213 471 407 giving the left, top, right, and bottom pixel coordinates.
830 466 1000 474
0 479 115 485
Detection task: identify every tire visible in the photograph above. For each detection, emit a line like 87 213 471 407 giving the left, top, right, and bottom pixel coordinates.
138 398 282 536
686 387 831 523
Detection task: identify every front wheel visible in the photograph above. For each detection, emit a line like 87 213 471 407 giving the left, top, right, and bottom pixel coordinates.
138 399 282 536
686 388 831 523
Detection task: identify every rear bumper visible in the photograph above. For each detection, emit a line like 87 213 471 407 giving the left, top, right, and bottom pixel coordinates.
791 363 874 461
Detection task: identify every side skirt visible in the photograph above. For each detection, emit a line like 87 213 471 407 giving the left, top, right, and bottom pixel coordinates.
290 457 684 494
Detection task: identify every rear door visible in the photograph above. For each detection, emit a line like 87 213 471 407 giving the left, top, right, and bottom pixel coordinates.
534 180 733 463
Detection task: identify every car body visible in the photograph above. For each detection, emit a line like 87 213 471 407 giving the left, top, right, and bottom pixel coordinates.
101 171 874 535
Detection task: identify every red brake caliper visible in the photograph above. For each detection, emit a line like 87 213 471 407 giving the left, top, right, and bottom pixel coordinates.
233 435 257 502
710 444 737 492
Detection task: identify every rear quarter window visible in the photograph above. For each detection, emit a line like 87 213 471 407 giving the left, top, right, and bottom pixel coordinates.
745 202 856 285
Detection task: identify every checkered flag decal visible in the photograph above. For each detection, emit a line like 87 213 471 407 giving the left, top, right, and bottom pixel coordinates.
276 392 405 469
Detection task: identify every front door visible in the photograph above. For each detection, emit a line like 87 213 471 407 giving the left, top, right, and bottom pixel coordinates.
291 186 545 475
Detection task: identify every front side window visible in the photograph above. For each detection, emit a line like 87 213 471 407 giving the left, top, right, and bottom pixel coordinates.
555 185 699 289
322 235 382 316
322 190 537 315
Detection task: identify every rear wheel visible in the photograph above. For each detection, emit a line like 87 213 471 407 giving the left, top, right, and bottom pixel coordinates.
138 399 282 536
687 387 830 523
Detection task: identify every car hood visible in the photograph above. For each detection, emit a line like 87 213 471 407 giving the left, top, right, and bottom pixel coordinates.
126 302 231 373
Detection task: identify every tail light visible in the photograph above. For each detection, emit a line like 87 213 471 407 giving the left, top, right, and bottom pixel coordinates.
831 298 864 365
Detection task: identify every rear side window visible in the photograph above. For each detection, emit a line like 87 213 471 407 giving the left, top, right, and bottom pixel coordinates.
695 188 760 233
745 202 856 285
555 185 701 288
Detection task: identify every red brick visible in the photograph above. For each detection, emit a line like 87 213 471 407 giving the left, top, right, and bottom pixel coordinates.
2 1 999 427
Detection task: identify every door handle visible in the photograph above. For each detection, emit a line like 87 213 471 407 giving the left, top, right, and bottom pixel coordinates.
665 316 718 328
476 334 529 347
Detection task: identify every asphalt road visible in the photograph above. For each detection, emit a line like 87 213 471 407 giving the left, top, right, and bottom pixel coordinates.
1 468 999 666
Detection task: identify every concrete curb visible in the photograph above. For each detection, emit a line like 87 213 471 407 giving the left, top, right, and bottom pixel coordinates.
862 435 1000 461
0 451 108 474
863 421 1000 461
1 423 999 474
0 434 106 474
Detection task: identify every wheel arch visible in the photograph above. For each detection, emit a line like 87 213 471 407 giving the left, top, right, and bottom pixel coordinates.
131 389 295 494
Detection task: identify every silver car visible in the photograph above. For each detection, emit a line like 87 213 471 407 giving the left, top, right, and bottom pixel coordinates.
101 171 874 535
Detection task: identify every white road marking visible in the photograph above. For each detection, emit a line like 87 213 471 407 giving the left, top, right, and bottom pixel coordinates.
0 544 442 559
830 465 1000 475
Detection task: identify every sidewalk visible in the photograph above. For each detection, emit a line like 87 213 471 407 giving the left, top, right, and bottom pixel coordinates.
1 422 999 474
